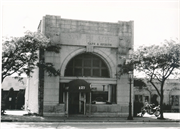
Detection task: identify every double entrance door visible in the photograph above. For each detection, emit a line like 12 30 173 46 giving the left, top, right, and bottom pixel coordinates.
69 92 87 115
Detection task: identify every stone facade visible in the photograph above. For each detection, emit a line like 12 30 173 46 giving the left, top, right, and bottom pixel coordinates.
28 15 134 117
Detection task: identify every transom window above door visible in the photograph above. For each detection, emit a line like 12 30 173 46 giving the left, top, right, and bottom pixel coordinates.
65 53 110 77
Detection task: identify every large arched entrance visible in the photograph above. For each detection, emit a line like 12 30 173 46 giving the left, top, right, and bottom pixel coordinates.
64 53 110 115
63 53 116 116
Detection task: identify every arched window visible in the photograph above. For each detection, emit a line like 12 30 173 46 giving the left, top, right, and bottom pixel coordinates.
65 53 110 77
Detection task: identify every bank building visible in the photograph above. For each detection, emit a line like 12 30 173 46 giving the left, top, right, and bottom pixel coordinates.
26 15 134 117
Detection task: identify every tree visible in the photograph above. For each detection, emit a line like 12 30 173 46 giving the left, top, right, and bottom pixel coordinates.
2 31 60 83
133 39 180 119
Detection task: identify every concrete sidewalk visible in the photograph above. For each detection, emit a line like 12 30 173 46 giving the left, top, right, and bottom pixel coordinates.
1 110 180 122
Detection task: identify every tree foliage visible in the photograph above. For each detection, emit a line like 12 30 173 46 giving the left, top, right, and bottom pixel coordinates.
133 39 180 119
134 40 180 80
2 31 60 83
134 78 146 88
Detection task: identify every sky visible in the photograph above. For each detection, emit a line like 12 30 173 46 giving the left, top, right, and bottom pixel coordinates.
1 0 180 49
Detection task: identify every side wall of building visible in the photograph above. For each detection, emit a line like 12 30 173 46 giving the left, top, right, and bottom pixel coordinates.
25 65 39 113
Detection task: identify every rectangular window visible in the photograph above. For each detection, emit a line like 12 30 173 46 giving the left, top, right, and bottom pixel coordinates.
91 84 117 104
92 91 108 103
93 60 99 67
139 95 143 102
65 68 73 76
145 96 149 102
135 95 143 102
75 59 82 67
135 95 139 101
171 95 179 106
84 68 91 76
101 69 109 77
111 85 117 104
93 69 100 76
84 60 91 67
59 83 65 103
74 68 82 76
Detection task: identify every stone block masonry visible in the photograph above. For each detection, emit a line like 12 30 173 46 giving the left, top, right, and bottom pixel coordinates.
36 15 134 117
43 15 133 52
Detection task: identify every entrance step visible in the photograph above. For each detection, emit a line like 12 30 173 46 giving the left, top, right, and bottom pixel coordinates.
68 114 89 117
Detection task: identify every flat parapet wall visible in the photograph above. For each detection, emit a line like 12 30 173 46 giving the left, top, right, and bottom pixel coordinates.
41 15 133 54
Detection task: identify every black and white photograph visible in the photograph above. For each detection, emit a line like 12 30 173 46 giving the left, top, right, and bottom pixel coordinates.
1 0 180 129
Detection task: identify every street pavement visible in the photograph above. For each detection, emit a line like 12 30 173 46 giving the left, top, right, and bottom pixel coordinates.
1 122 180 129
1 110 180 129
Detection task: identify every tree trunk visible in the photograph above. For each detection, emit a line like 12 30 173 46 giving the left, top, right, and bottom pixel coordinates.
38 49 44 116
2 76 4 83
159 81 165 119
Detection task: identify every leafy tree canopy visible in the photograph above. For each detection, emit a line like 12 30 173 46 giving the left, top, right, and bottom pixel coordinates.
134 78 146 88
134 39 180 82
2 31 60 83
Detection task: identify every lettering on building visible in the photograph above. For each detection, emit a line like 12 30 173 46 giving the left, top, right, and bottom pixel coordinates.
88 42 112 46
79 86 86 90
86 35 113 47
